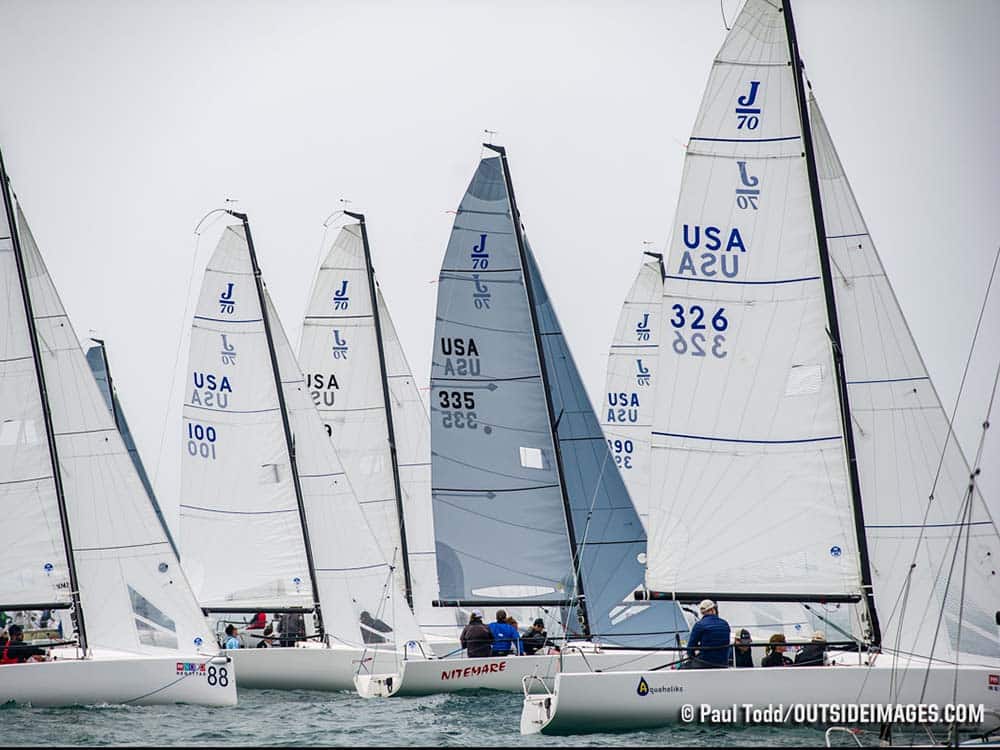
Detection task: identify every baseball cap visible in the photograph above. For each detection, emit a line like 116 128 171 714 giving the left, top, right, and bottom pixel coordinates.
811 629 826 642
533 618 544 627
470 609 483 620
698 599 716 614
8 624 23 636
737 628 751 643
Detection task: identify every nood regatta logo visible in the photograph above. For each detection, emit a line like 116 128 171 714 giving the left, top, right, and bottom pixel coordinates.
176 662 206 676
636 675 683 696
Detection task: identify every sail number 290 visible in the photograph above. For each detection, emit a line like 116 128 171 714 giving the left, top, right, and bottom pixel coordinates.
438 390 478 429
670 304 728 359
186 422 218 460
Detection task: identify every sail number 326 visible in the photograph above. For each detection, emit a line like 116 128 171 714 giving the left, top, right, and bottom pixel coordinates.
670 304 728 359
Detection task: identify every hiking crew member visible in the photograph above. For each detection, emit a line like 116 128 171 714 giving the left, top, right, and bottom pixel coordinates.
460 609 493 658
684 599 731 668
488 610 520 656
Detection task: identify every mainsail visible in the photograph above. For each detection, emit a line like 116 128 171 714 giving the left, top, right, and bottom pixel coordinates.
299 219 454 637
1 152 214 654
600 254 665 529
431 149 685 646
87 340 179 559
180 219 426 649
644 0 1000 662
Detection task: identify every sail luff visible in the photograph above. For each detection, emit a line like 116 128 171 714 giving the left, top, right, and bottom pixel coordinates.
0 149 88 649
347 211 414 610
486 143 591 636
234 211 326 636
782 0 881 646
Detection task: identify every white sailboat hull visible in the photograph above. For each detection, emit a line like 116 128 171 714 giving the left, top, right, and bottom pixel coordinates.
355 648 681 698
228 641 414 691
521 662 1000 735
0 649 237 707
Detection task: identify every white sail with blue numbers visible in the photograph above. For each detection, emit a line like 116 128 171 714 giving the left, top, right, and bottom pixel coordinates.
0 151 235 708
600 254 664 529
431 153 686 647
179 222 428 691
298 223 456 641
522 0 1000 735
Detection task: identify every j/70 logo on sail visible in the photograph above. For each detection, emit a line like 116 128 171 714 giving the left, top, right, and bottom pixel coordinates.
331 330 348 359
333 280 349 310
471 233 489 269
218 283 236 314
635 313 651 341
736 80 762 130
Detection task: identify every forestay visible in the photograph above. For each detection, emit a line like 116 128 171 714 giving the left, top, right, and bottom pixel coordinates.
601 255 664 529
299 224 454 636
432 155 684 646
4 193 213 653
812 95 1000 662
646 0 862 602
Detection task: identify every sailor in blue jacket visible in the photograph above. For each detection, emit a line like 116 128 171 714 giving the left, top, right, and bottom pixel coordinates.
685 599 731 668
488 609 522 656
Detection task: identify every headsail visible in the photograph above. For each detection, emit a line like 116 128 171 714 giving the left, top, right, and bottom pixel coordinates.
431 152 684 646
813 95 1000 662
600 254 665 529
646 0 863 605
2 158 213 654
299 222 454 636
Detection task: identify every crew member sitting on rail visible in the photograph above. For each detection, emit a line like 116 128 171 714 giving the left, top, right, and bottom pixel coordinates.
488 610 520 656
0 624 49 664
794 630 827 666
684 599 731 668
460 609 493 658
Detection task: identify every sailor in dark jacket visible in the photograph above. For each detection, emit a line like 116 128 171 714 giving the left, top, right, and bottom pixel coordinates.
521 618 550 655
460 609 493 658
685 599 731 668
794 630 827 666
732 628 754 667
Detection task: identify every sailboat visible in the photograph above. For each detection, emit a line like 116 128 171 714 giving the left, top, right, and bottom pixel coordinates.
0 148 236 707
521 0 1000 735
298 213 460 653
355 145 690 698
601 251 665 529
178 212 429 691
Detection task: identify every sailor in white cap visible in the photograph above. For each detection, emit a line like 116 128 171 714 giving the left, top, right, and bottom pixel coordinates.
460 608 493 658
683 598 731 668
794 629 827 666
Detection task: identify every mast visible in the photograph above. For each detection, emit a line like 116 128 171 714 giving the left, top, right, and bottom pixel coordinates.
1 149 88 650
484 143 591 637
343 211 414 610
227 211 326 637
90 337 181 560
782 0 882 647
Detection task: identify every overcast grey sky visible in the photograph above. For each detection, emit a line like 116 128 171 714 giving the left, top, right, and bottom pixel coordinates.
1 0 997 527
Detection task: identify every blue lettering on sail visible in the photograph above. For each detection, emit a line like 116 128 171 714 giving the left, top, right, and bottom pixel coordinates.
333 280 350 310
220 334 236 365
736 161 760 210
669 304 728 359
678 225 747 279
190 371 233 409
472 273 491 310
332 330 349 359
606 438 634 470
635 312 651 341
218 282 236 314
606 392 640 424
635 359 651 387
471 233 489 269
736 80 761 130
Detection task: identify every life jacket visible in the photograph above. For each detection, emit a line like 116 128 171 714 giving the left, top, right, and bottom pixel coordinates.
0 639 20 665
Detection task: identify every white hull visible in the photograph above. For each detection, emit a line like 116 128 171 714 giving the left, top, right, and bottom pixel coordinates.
521 662 1000 735
0 649 237 707
228 641 415 692
355 648 681 698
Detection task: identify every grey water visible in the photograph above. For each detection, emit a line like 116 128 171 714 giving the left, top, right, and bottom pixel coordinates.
1 689 880 746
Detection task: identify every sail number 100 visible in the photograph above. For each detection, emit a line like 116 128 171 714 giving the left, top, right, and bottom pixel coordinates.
670 304 728 359
186 422 218 460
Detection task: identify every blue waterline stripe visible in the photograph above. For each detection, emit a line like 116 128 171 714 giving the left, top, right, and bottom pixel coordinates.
847 376 929 385
653 431 842 445
689 135 801 143
665 274 820 285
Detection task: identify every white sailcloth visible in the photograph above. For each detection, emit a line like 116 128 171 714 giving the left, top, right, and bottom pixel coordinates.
299 225 453 636
646 0 861 601
812 95 1000 662
5 199 214 654
601 255 664 529
179 225 313 610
